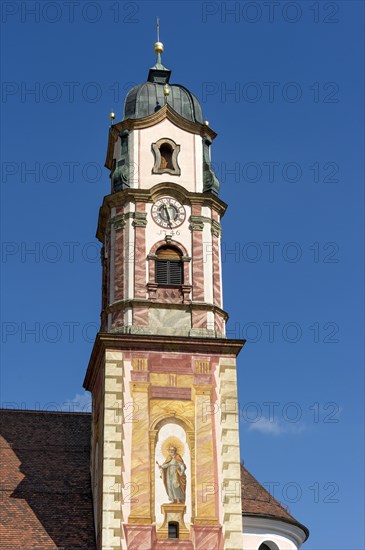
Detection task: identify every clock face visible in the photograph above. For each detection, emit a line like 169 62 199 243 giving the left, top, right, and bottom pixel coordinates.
151 197 186 228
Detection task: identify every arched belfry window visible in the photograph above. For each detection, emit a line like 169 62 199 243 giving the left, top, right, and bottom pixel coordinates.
155 246 183 286
152 138 181 175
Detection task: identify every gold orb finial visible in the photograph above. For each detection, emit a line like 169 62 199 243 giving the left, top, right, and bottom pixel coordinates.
163 83 170 97
109 111 115 121
204 120 209 126
154 41 164 54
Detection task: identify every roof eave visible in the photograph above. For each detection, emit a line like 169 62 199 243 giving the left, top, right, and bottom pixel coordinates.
242 512 310 542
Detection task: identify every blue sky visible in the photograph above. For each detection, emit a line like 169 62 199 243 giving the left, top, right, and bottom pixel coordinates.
1 1 364 549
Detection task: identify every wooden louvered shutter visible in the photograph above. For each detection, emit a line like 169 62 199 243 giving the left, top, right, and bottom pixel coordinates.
169 261 183 285
155 247 183 286
156 259 169 284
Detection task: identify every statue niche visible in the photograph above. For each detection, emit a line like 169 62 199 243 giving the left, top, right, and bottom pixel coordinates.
154 422 190 540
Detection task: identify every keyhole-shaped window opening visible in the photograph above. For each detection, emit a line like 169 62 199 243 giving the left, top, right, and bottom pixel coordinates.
152 138 181 175
168 522 179 539
159 143 174 170
155 246 183 286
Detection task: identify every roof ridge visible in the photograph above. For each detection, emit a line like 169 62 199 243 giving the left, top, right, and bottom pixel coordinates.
0 408 92 416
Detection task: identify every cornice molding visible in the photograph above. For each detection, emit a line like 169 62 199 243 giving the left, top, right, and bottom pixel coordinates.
211 219 222 237
109 211 148 231
132 211 148 227
105 299 228 320
83 333 245 391
110 214 125 230
189 215 205 231
96 183 227 241
188 215 222 235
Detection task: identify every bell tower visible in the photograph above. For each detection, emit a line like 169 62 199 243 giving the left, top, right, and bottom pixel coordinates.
84 36 245 550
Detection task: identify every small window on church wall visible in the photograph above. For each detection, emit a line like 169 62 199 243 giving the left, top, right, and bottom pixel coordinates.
155 246 183 286
152 138 181 175
259 543 279 550
168 522 179 539
159 143 173 170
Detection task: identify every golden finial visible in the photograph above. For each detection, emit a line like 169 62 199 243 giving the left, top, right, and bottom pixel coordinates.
163 84 170 97
204 120 209 126
109 111 115 121
154 41 164 54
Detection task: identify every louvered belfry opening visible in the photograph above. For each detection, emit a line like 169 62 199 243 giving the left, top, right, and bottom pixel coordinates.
155 246 183 286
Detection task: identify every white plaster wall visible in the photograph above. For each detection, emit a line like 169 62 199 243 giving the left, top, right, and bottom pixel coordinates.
109 207 116 305
243 517 307 550
129 129 138 187
218 228 223 311
243 534 296 550
194 135 204 193
201 205 213 305
131 129 139 188
137 120 197 192
124 201 135 301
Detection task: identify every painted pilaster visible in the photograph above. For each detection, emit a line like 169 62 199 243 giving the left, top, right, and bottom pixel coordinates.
101 351 125 550
133 202 147 300
190 204 205 303
111 212 125 303
211 214 222 309
217 357 243 550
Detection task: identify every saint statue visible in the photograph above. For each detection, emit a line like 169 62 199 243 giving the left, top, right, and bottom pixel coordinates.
157 445 186 503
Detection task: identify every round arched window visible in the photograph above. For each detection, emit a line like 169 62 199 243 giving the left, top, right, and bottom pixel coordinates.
259 542 280 550
155 246 183 286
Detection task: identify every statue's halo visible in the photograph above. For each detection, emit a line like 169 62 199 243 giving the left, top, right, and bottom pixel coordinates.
161 436 185 459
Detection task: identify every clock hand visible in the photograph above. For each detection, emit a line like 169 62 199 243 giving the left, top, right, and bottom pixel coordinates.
163 204 172 226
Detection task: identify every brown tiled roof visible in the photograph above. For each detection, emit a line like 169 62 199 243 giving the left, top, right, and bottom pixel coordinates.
0 409 96 550
0 409 308 548
241 464 309 540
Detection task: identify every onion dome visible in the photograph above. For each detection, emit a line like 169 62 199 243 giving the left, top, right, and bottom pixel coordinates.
123 40 203 124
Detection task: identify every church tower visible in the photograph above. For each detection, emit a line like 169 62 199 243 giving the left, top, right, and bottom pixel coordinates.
83 38 245 550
